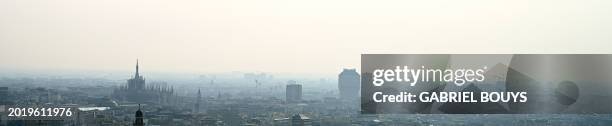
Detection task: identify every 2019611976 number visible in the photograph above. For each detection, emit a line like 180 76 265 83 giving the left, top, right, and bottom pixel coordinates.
8 107 73 117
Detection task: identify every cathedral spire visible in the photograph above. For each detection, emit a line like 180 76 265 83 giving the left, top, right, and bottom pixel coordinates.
135 59 140 78
195 88 202 113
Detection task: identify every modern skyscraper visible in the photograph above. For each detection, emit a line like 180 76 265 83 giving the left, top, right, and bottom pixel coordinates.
338 68 360 100
286 81 302 103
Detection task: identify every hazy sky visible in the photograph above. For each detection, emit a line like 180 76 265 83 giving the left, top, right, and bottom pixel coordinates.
1 0 611 75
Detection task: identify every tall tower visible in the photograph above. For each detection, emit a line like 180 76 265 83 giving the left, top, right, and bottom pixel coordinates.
134 104 145 126
195 88 201 113
338 69 360 100
286 81 302 103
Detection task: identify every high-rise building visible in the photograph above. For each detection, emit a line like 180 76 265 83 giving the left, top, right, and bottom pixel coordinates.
338 68 360 100
286 81 302 103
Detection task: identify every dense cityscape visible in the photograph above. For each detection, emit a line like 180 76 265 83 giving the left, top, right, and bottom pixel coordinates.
2 0 610 125
1 61 612 126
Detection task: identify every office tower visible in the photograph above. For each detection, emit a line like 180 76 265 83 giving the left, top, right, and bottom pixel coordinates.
286 81 302 103
338 68 360 99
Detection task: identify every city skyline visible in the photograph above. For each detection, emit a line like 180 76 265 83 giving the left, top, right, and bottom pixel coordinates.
2 0 612 75
1 0 611 125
